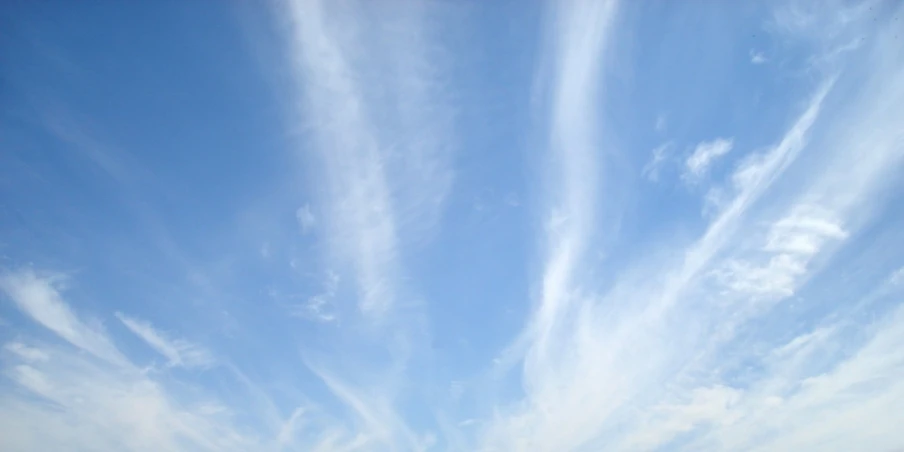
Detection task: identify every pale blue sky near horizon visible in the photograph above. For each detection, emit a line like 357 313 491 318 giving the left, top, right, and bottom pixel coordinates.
2 1 904 451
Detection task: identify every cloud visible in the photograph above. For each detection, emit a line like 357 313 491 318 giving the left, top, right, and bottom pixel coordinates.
686 293 904 451
3 342 49 363
0 269 376 451
4 0 904 450
295 204 316 234
712 205 849 300
0 271 258 451
116 313 214 369
480 0 623 449
277 1 451 448
504 192 521 207
625 385 743 449
283 0 453 317
0 269 125 365
684 138 734 182
290 270 339 323
479 1 904 449
642 142 672 181
0 342 258 451
303 362 432 451
750 50 768 64
655 113 667 133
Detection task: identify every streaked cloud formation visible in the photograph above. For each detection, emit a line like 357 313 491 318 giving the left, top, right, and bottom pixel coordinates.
2 0 904 451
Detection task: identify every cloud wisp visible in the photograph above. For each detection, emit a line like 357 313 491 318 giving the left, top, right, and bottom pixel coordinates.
479 1 904 451
283 0 453 318
116 312 215 369
684 138 733 183
277 0 455 449
0 270 255 451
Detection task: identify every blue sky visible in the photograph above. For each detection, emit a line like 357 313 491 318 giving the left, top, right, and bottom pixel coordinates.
2 0 904 450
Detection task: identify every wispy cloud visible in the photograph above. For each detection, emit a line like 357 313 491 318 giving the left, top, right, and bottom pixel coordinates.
684 138 733 183
295 203 316 234
655 113 668 133
3 1 904 450
481 0 622 449
290 270 339 323
642 142 672 182
278 0 454 448
480 1 904 450
283 0 453 317
0 269 125 365
0 270 257 451
116 312 214 369
3 342 49 363
0 271 382 451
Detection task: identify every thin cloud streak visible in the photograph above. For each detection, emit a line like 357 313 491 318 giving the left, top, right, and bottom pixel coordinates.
279 1 453 449
116 312 215 369
482 0 621 449
283 0 453 317
285 0 401 316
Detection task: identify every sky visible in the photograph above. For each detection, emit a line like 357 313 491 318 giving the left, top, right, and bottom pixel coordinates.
1 0 904 451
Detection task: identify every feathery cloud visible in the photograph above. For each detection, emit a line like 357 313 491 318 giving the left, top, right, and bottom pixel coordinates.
0 270 125 365
116 313 214 369
684 138 734 182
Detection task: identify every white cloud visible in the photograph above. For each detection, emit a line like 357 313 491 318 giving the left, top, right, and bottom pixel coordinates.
480 0 623 449
642 142 672 181
304 363 427 451
479 1 904 449
504 192 521 207
284 0 401 316
0 343 256 451
684 138 734 182
277 2 448 449
750 50 768 64
116 313 214 369
891 267 904 285
4 342 49 363
283 0 453 317
682 297 904 451
625 385 743 449
713 205 848 300
0 270 377 451
4 1 904 450
0 272 258 451
295 204 316 234
290 270 339 323
0 269 125 365
655 113 667 133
